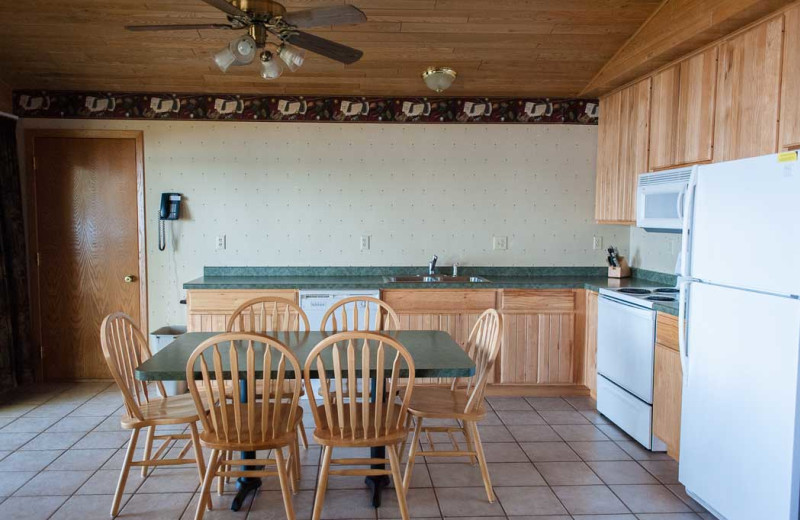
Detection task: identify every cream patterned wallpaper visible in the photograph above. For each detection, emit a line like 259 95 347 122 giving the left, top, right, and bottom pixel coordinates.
21 119 629 326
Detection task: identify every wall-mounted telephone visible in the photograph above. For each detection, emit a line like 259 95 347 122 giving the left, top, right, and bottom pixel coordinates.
158 193 181 251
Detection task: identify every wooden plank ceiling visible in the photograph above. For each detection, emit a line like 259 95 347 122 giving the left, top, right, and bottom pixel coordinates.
0 0 662 97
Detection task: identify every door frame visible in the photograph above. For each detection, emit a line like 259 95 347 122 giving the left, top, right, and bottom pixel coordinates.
24 129 147 381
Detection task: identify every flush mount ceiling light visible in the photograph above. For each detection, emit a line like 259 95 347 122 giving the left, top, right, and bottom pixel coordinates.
125 0 367 81
422 67 457 93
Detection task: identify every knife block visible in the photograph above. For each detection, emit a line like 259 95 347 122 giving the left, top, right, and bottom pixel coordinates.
608 257 631 278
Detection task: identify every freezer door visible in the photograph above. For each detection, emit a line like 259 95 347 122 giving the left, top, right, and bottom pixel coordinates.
679 282 800 520
688 154 800 295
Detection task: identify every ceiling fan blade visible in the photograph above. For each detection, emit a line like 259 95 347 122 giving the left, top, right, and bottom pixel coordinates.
286 30 363 64
125 23 234 31
283 5 366 28
200 0 250 19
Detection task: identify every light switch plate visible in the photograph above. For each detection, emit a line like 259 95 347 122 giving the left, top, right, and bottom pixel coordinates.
593 236 603 250
360 235 371 251
493 236 508 251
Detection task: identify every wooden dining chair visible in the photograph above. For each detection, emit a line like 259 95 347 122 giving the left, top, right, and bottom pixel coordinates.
186 332 303 520
304 332 415 520
400 308 502 503
227 296 310 451
100 312 208 518
320 296 400 332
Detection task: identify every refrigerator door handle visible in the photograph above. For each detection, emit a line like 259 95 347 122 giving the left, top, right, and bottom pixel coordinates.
679 166 699 278
678 278 692 385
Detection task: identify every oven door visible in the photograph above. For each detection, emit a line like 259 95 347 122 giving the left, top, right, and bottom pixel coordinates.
597 295 657 403
636 182 686 232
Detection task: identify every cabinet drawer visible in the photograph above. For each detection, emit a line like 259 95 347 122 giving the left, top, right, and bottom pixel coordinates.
380 289 497 313
656 312 679 351
501 290 575 313
187 290 298 313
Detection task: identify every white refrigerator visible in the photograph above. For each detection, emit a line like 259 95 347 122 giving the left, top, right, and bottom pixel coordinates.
678 152 800 519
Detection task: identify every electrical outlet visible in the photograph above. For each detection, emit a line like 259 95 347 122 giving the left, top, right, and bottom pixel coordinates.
493 236 508 251
360 235 370 251
593 236 603 250
215 235 226 251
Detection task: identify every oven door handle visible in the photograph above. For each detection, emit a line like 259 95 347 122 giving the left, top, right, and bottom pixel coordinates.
599 294 655 315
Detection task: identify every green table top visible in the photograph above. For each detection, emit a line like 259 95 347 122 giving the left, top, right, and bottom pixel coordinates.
135 331 475 381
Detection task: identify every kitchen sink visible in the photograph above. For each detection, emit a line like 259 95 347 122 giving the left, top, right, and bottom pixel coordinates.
384 275 490 283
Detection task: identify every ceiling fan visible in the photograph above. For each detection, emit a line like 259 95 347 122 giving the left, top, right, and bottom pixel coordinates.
125 0 366 80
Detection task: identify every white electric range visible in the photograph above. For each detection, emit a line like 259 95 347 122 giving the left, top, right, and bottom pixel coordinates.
596 286 678 450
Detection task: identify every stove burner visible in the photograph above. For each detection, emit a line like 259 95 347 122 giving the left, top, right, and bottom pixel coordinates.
617 288 652 294
646 296 676 302
654 288 679 294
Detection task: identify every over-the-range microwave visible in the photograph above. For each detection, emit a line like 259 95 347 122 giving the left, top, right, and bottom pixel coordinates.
636 166 694 233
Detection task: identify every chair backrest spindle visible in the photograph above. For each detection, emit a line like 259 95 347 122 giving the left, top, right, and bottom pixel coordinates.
320 297 400 332
450 309 502 414
227 297 309 334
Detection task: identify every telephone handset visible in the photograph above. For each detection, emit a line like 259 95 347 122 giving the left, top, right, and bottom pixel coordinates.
158 193 181 251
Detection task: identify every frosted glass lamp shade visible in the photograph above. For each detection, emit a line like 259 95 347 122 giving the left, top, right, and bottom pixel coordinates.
422 67 457 93
260 52 284 80
278 44 306 72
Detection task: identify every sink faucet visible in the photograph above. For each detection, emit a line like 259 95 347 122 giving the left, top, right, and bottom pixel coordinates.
428 255 438 276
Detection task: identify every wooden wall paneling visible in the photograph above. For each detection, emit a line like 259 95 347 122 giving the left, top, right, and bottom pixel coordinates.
780 4 800 149
653 343 683 459
675 46 719 164
649 64 681 170
713 16 784 162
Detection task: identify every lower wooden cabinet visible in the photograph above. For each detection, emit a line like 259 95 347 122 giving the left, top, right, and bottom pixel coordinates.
185 289 298 331
499 290 577 385
653 313 683 459
581 290 599 398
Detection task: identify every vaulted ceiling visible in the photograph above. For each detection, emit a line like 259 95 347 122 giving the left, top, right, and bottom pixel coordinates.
0 0 667 97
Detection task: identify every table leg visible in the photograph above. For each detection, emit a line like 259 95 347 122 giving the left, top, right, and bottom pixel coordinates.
364 378 390 508
232 379 261 511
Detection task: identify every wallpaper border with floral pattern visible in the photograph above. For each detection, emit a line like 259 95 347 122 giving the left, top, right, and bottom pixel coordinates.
12 90 598 124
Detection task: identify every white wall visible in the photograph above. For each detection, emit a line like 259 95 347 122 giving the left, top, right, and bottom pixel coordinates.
21 119 629 326
628 226 680 274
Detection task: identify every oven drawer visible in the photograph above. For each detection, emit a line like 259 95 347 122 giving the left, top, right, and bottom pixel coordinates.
597 375 654 449
597 296 656 403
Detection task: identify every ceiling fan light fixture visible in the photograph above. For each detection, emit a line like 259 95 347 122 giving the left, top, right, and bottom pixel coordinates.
278 44 306 72
260 51 284 80
214 46 237 72
422 67 457 93
231 34 257 65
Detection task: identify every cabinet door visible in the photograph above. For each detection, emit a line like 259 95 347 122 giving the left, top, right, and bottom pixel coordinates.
595 78 650 224
595 91 622 222
780 5 800 150
583 291 599 398
649 64 681 170
653 343 683 459
675 47 718 164
714 16 783 162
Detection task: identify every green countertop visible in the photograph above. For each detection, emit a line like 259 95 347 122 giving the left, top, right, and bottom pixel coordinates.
136 331 475 381
183 267 679 316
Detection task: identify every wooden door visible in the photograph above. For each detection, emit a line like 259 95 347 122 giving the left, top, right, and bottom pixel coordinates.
714 16 783 162
675 47 718 165
29 131 145 380
780 5 800 150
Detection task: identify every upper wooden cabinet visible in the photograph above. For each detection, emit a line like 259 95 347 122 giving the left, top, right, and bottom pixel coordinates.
595 78 651 224
780 5 800 150
649 47 718 169
714 16 784 162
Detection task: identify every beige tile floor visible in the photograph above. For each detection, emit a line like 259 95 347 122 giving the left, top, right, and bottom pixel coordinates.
0 382 714 519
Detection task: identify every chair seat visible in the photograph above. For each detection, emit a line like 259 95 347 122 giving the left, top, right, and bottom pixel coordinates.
405 386 487 421
199 404 303 451
312 403 408 447
120 393 200 428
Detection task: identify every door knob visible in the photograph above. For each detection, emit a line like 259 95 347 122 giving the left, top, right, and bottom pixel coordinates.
124 275 136 283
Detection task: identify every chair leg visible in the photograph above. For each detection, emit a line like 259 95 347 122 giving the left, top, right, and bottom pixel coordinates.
275 448 296 520
397 413 413 461
188 422 211 510
460 419 477 465
216 452 225 496
224 451 232 483
141 426 155 477
111 428 140 517
468 421 494 503
297 419 309 449
195 449 220 520
289 440 300 494
402 417 423 492
312 445 332 520
387 444 410 520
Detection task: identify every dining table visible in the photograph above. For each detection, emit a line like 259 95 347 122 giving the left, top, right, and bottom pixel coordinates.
135 330 475 511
